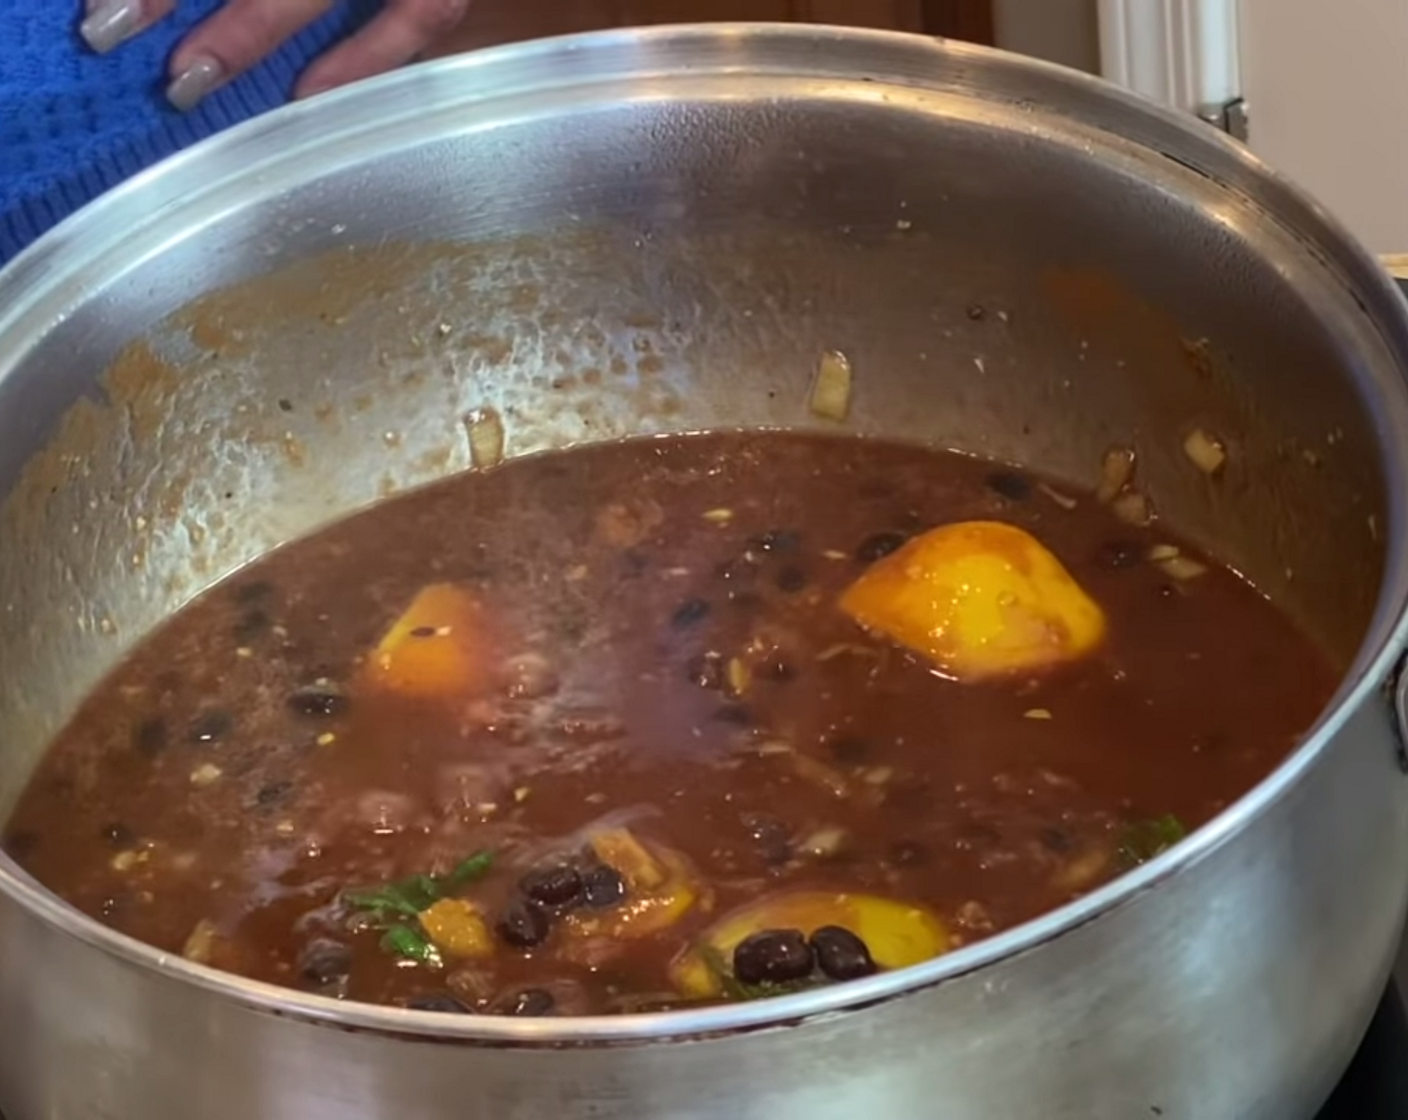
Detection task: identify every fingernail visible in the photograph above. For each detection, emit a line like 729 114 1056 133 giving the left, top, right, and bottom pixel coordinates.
80 0 143 54
166 55 224 113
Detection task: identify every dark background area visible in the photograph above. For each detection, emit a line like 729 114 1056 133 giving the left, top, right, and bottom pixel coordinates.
426 0 996 57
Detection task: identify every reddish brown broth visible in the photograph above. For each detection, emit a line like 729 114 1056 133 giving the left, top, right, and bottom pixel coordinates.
2 432 1334 1015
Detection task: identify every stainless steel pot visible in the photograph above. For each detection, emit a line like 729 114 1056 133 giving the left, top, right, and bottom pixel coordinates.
3 24 1408 1120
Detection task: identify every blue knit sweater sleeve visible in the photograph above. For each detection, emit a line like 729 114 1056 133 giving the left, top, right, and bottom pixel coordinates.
0 0 378 264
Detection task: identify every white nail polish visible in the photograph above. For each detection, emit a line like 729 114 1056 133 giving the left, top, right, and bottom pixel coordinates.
80 0 143 54
166 56 225 113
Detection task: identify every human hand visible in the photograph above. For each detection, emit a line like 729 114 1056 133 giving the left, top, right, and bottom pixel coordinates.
80 0 470 110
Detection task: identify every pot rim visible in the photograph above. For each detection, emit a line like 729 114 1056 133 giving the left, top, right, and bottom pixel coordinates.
4 21 1408 1045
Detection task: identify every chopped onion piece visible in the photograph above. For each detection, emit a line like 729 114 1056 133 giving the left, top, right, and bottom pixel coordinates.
182 919 219 965
190 763 223 787
1111 491 1151 526
810 350 853 422
464 407 505 470
799 826 851 859
1037 483 1077 511
1157 554 1208 581
726 657 751 698
791 754 850 799
1146 543 1181 563
1097 446 1136 504
1052 848 1111 893
816 642 876 662
1183 428 1226 475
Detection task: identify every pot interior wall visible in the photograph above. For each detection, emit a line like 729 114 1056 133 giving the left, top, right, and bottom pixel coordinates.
0 44 1397 818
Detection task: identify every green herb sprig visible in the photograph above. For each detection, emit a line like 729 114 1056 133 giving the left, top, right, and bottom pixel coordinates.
1116 814 1187 868
341 850 494 962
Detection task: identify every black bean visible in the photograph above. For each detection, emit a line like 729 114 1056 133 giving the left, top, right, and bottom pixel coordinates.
620 548 650 577
733 929 815 986
408 993 470 1014
855 532 907 564
299 939 352 986
256 780 294 809
232 580 274 606
190 710 233 744
497 898 551 948
727 590 764 613
742 813 793 866
750 530 800 554
520 865 583 908
101 822 135 848
5 830 39 860
552 608 589 645
501 988 556 1017
810 926 877 981
133 717 169 757
1040 827 1074 853
581 864 627 909
1097 540 1142 570
953 822 1003 852
827 735 871 765
277 399 294 413
887 839 930 866
687 651 725 690
985 471 1032 502
712 704 752 726
288 682 349 719
233 608 271 643
671 598 711 629
774 566 808 594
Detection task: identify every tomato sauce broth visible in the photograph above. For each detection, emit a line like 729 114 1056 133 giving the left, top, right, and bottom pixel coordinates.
2 432 1334 1016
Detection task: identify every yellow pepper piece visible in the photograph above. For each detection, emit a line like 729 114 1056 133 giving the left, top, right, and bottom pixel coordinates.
839 520 1106 681
362 583 488 700
563 839 702 944
419 898 493 960
670 890 949 999
590 829 667 892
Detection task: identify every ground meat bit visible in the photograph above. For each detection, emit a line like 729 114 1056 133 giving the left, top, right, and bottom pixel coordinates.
854 531 907 563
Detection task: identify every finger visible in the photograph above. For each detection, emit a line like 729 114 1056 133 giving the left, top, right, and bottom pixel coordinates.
167 0 334 110
295 0 469 98
80 0 176 55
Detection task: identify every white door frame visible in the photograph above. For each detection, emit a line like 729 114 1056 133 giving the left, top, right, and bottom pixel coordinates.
1096 0 1243 130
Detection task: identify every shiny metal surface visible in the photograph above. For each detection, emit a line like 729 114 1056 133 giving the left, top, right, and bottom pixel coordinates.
2 23 1408 1120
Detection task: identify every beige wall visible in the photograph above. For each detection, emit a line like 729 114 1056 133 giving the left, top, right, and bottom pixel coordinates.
1241 0 1408 253
993 0 1408 253
993 0 1100 74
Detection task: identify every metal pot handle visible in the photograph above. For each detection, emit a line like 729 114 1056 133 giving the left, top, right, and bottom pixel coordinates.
1389 653 1408 772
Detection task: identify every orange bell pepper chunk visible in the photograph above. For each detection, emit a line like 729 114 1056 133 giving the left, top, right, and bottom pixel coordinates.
362 583 489 700
839 521 1106 681
670 890 949 998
